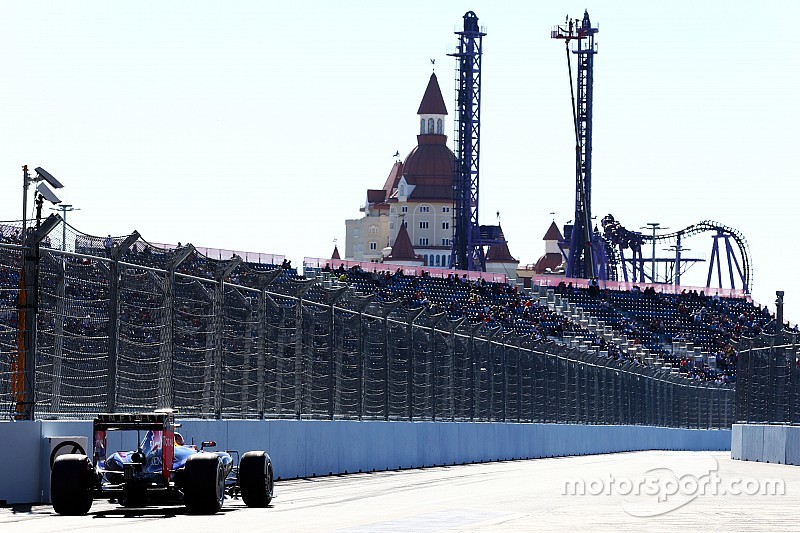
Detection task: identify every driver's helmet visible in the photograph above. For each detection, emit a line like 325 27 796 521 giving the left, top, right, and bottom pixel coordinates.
174 432 184 446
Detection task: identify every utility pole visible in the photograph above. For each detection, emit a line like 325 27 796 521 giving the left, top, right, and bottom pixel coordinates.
664 241 690 287
51 204 80 251
641 222 668 283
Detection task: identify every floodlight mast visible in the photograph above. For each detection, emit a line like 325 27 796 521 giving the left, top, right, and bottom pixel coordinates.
14 164 64 420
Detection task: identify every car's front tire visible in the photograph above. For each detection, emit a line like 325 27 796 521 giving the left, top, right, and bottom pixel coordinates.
51 454 94 515
239 451 274 507
183 453 225 514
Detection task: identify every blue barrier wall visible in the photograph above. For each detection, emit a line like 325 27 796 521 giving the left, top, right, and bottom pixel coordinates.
0 420 731 504
731 424 800 466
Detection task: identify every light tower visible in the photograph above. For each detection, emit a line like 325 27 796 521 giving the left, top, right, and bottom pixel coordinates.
552 10 599 279
450 11 487 271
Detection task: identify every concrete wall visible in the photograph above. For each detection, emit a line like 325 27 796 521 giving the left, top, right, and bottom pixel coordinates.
731 424 800 465
0 419 731 504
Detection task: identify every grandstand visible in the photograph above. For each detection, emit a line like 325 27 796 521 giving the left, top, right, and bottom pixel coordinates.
321 260 772 385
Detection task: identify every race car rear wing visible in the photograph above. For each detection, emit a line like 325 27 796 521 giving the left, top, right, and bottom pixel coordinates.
93 412 172 432
93 411 175 481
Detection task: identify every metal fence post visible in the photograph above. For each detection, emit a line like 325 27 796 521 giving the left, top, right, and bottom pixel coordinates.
406 308 425 421
257 287 268 418
429 313 446 421
158 245 193 411
383 311 390 420
104 232 139 414
292 281 314 419
50 254 65 415
325 287 346 420
17 215 61 420
348 295 373 420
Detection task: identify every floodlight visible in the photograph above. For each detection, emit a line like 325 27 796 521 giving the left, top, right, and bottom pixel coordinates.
34 214 62 243
34 167 63 189
36 182 62 204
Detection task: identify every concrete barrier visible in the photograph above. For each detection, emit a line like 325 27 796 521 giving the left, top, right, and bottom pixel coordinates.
0 419 731 505
732 424 800 465
0 421 42 504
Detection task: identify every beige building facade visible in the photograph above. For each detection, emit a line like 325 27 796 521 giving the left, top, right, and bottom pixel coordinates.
345 72 455 268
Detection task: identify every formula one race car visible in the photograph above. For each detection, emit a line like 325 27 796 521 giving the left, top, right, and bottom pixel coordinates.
50 410 274 515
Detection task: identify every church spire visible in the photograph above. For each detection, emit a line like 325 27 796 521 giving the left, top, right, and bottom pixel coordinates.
418 73 448 115
418 73 447 136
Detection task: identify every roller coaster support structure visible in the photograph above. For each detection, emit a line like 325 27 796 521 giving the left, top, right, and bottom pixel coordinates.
601 214 752 293
708 230 747 292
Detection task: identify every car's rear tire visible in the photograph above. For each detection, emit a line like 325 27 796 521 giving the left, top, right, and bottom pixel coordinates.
239 451 274 507
183 453 225 514
51 454 93 515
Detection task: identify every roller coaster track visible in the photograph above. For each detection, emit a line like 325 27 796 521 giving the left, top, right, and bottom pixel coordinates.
601 215 752 292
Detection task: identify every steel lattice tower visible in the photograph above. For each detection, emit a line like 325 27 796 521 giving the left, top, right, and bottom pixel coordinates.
552 10 599 279
450 11 486 271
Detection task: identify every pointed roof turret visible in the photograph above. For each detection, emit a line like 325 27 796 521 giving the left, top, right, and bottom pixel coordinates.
331 245 340 260
385 222 419 262
543 221 563 241
417 73 448 115
486 226 518 263
535 222 566 274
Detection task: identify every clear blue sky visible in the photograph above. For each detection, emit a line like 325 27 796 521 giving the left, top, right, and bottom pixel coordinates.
1 1 798 320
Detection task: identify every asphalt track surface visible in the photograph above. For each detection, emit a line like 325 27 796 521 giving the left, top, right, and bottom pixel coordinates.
2 451 798 532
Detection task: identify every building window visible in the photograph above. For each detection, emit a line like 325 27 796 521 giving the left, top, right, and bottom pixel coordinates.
419 221 429 229
419 205 430 213
389 222 395 230
401 206 408 213
441 221 449 230
443 255 449 267
420 118 425 134
428 118 434 133
419 238 429 246
442 206 450 213
436 118 442 134
369 242 377 250
441 238 450 246
369 226 378 234
390 206 397 215
435 255 441 266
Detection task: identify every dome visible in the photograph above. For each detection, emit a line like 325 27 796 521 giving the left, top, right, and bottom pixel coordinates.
402 135 455 188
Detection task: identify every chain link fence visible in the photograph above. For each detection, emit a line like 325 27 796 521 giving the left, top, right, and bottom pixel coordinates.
0 228 733 427
734 331 800 424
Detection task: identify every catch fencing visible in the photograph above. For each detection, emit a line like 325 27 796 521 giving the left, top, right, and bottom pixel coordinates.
734 331 800 424
0 230 733 427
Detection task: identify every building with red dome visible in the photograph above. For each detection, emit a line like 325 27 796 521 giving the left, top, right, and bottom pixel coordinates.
345 73 457 268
